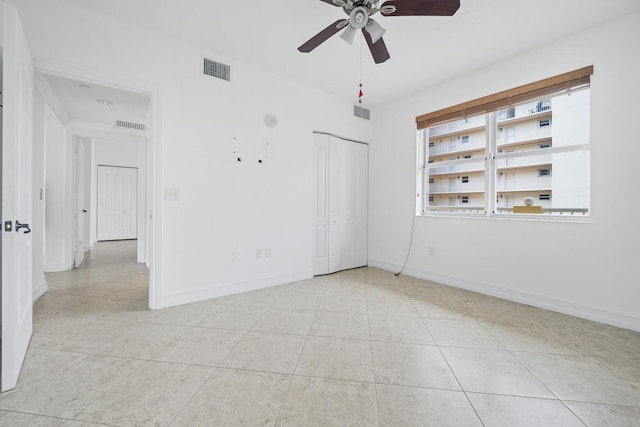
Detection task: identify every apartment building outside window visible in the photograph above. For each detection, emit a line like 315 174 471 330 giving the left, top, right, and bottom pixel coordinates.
416 67 592 219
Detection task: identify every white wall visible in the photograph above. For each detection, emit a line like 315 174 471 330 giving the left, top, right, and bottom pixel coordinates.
31 90 47 297
14 0 373 307
95 138 139 168
43 101 71 272
369 11 640 331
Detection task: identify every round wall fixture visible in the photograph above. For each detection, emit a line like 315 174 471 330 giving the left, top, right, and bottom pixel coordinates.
265 113 279 128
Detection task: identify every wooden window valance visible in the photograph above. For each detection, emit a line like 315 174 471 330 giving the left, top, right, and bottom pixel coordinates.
416 66 594 130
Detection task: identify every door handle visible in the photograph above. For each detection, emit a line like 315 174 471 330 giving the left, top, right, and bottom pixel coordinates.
82 209 87 213
15 221 31 234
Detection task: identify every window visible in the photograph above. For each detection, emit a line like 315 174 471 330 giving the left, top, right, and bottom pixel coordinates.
428 178 434 184
417 66 592 218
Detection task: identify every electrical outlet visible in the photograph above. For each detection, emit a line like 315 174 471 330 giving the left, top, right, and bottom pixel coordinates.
164 187 180 201
256 248 263 259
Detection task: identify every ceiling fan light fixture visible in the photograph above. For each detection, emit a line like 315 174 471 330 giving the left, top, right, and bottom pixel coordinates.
349 6 369 29
365 19 386 43
380 5 397 15
340 25 358 45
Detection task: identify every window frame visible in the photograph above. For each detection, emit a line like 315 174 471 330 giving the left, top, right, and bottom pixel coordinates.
416 67 593 221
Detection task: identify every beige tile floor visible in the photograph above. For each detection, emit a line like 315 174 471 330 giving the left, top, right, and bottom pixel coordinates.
1 240 639 426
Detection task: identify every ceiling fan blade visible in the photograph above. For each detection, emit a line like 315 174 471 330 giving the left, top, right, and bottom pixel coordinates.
381 0 460 16
318 0 340 5
298 20 348 53
362 28 390 64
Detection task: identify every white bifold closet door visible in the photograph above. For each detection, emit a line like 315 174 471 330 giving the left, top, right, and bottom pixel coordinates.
97 166 138 241
313 133 368 276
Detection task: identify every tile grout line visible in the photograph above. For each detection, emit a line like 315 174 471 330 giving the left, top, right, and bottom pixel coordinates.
411 284 486 427
364 270 383 427
272 280 325 426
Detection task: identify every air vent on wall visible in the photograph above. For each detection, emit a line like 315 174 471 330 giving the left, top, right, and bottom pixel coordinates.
354 105 371 120
203 57 231 81
115 120 147 131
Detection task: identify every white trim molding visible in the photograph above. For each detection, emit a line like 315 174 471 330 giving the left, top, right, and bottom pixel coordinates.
161 271 313 309
368 259 640 333
32 279 47 303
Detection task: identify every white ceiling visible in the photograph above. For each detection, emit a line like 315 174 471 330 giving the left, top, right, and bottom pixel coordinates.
44 0 640 109
41 74 150 129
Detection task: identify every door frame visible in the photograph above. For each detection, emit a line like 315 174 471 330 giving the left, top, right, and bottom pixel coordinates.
33 61 164 310
312 131 369 276
73 135 87 268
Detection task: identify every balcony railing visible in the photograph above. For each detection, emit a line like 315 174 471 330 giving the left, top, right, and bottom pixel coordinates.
497 99 551 121
496 153 552 170
428 144 485 156
428 116 486 137
495 176 552 192
497 126 552 146
428 161 485 175
430 183 485 194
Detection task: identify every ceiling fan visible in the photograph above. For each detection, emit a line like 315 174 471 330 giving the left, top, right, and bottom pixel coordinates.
298 0 461 64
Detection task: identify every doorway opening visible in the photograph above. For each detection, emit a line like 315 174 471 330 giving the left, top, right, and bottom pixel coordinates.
33 65 161 310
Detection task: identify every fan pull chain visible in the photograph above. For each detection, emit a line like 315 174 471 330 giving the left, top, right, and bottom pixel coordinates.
358 33 364 104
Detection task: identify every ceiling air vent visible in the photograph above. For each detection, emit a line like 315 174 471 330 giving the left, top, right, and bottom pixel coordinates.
354 105 371 120
115 120 146 131
203 57 231 82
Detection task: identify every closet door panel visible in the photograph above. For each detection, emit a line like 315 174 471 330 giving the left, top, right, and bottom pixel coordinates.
312 134 330 275
355 142 368 267
313 134 368 275
328 137 341 273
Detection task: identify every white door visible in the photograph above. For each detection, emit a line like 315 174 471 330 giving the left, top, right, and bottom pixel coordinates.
312 134 368 276
74 139 86 267
1 3 34 392
312 134 330 275
330 137 355 273
354 142 368 267
97 166 138 241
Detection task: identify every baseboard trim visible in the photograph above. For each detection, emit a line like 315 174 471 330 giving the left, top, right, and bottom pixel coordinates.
44 262 70 273
368 259 640 332
161 270 314 309
33 279 48 302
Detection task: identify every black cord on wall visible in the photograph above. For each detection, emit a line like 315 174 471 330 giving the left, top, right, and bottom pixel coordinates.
395 196 419 277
